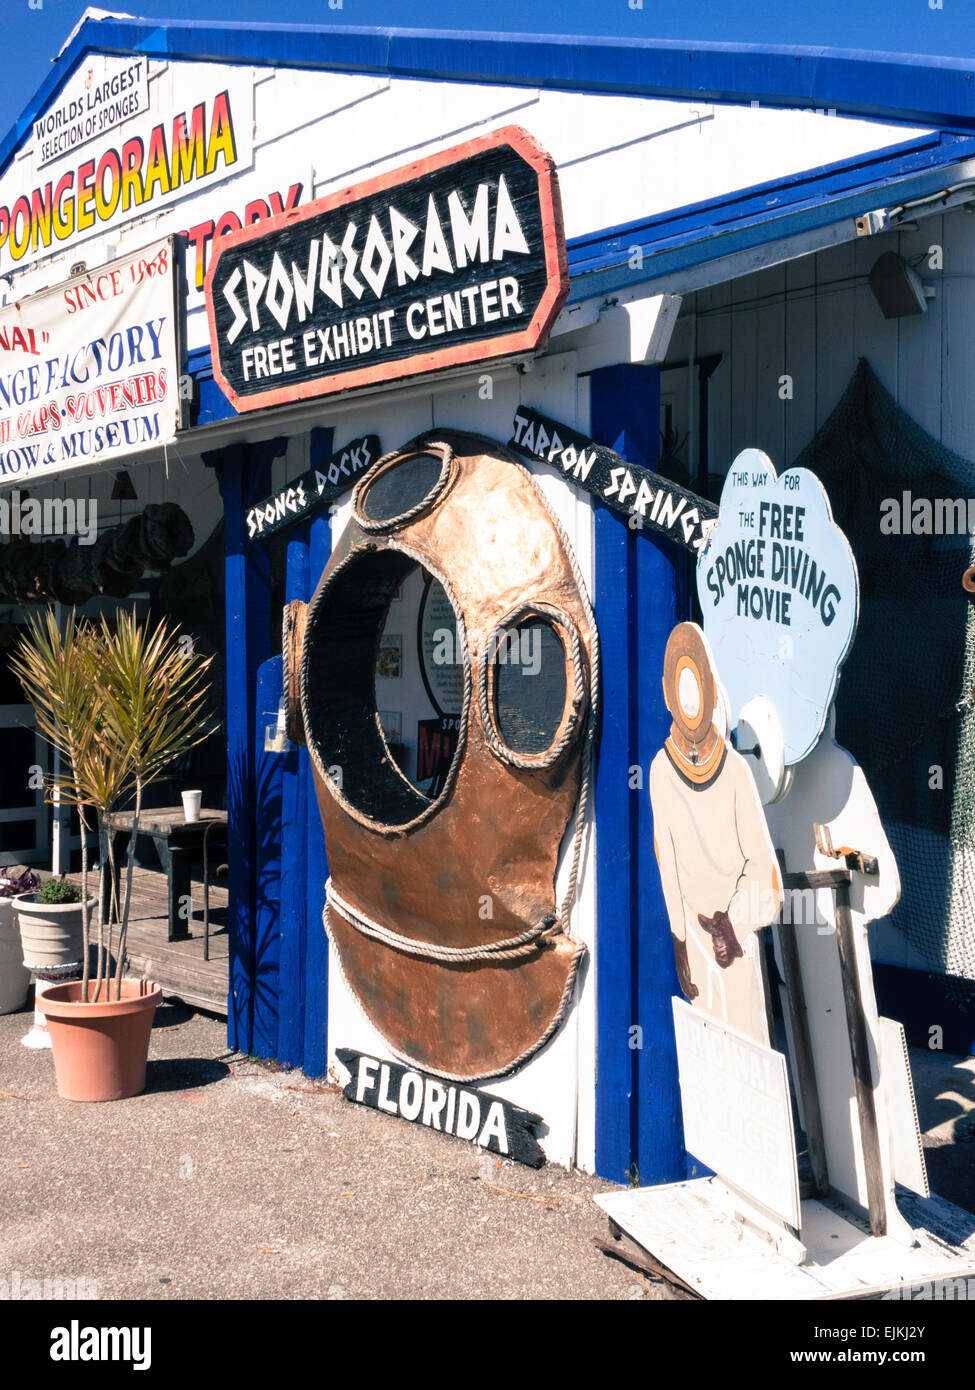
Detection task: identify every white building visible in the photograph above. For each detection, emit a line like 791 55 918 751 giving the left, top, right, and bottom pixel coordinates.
0 14 972 1181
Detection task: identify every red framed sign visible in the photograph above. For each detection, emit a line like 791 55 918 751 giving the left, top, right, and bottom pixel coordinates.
204 125 569 413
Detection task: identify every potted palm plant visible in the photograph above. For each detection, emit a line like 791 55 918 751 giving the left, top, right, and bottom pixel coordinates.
11 608 212 1100
9 612 100 1047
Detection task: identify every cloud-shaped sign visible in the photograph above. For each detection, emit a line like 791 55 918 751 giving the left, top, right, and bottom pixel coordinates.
696 449 859 765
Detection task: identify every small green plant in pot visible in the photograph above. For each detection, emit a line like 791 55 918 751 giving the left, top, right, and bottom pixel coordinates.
11 608 212 1099
14 875 94 1047
38 878 83 905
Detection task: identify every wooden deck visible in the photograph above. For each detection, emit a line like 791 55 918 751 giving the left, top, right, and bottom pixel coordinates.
67 865 229 1017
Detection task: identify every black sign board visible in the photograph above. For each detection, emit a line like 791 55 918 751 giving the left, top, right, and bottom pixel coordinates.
509 406 719 553
245 434 380 541
336 1048 546 1168
206 126 568 413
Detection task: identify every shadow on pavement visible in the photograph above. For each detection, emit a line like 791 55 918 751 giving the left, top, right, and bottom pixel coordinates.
144 1056 231 1093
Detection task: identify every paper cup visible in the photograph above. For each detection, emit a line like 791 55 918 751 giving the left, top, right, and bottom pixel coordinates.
181 789 202 823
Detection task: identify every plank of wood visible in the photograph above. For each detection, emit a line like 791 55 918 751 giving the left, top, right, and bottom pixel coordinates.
592 1235 700 1297
774 920 829 1197
833 880 887 1238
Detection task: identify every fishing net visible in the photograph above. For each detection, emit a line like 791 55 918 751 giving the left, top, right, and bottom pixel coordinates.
793 358 975 1003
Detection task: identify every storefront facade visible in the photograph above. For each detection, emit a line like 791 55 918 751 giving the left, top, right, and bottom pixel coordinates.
3 17 975 1182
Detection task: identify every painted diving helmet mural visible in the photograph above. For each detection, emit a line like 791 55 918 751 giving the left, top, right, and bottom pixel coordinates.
299 430 596 1082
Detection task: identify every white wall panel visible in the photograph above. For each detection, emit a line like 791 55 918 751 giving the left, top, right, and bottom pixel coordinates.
895 217 943 442
782 252 817 461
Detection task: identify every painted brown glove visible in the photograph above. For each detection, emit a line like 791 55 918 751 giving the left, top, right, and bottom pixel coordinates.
672 934 698 1000
698 910 744 969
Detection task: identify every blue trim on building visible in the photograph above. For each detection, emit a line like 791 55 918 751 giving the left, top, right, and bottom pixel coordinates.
4 19 975 176
180 123 975 411
276 528 310 1069
301 455 332 1078
215 441 275 1050
272 427 333 1075
252 653 284 1057
186 345 236 428
565 130 975 301
592 364 688 1186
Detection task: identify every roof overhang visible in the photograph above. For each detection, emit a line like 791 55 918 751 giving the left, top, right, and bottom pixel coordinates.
3 17 975 178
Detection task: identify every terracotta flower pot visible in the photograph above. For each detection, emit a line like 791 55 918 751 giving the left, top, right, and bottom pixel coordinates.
38 979 162 1102
0 898 30 1015
14 893 95 973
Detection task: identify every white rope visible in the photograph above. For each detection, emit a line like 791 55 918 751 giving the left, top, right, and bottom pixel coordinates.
326 879 559 962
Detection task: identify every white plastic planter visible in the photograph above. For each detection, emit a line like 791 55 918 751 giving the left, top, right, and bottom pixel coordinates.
0 897 30 1014
14 893 91 973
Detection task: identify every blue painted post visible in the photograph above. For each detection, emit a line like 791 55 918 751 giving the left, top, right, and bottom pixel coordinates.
276 525 310 1068
252 655 283 1058
592 364 687 1186
301 428 333 1077
214 437 283 1055
214 443 264 1053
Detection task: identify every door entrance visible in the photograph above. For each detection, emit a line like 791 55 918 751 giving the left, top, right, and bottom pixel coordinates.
0 623 48 866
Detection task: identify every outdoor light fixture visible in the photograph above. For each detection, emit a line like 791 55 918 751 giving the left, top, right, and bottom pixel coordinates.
111 470 137 501
868 251 929 319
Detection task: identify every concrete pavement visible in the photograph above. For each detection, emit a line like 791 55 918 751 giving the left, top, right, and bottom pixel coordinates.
0 1001 657 1301
2 1000 973 1301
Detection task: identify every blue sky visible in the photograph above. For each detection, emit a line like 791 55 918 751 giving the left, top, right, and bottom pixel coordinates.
3 0 973 142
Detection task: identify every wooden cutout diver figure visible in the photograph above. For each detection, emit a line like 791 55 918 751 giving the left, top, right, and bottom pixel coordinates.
650 622 782 1047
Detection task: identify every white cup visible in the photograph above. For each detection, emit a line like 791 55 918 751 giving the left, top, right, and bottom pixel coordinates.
181 789 202 823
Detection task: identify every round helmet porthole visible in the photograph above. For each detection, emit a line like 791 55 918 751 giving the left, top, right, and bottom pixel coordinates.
301 547 469 831
353 447 454 532
480 605 587 769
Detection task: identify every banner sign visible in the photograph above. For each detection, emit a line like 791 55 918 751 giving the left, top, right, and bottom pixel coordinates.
244 434 380 540
509 405 719 553
205 125 568 412
0 237 180 483
697 449 859 764
336 1048 546 1168
0 56 254 275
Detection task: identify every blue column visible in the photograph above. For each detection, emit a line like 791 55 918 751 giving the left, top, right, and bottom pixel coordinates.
252 654 283 1058
591 364 688 1186
301 427 333 1077
213 437 284 1055
276 526 310 1069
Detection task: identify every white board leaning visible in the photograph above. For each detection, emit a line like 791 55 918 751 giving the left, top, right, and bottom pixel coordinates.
672 998 800 1230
